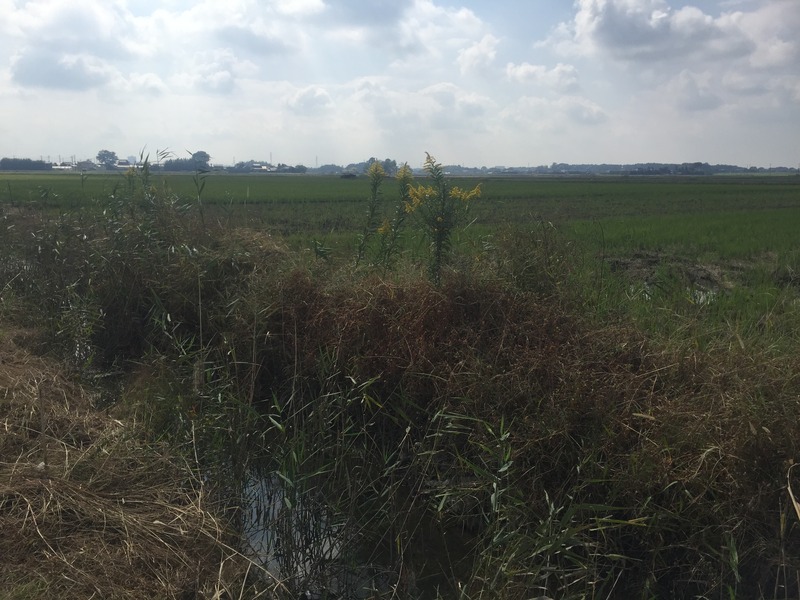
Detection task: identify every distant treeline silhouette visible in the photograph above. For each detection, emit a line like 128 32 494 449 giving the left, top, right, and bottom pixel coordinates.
0 158 53 171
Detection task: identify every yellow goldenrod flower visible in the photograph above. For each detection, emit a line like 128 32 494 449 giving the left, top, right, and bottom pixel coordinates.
396 163 413 182
377 218 391 236
451 184 482 202
406 185 434 213
367 161 385 179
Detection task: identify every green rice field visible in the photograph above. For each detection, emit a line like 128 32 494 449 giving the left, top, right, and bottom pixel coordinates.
4 170 800 247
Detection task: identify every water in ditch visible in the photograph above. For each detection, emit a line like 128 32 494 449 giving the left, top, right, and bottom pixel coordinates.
240 470 475 599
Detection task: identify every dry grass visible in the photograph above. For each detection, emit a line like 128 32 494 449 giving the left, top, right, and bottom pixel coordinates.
267 269 800 596
0 328 271 599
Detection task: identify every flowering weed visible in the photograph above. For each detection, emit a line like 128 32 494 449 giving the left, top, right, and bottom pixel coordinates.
354 161 385 266
376 163 413 272
405 153 481 283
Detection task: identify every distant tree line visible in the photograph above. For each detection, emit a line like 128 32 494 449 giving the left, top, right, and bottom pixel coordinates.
93 149 213 171
5 150 796 176
342 158 397 176
227 160 308 174
161 151 212 171
0 158 53 171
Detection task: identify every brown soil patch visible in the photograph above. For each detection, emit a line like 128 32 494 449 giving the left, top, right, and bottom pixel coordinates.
606 250 746 291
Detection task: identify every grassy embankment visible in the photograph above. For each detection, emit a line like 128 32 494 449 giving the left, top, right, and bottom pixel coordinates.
2 167 800 598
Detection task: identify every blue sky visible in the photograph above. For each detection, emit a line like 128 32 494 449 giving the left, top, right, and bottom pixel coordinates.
1 0 797 168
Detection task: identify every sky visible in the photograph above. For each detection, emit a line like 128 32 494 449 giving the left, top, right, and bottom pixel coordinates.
0 0 798 168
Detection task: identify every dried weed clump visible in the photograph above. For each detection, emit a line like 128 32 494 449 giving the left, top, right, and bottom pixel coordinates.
270 269 800 597
0 329 264 599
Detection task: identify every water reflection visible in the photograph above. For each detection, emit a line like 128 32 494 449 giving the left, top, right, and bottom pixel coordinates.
241 472 396 599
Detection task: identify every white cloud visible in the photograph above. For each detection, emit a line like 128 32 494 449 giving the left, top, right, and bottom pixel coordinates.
0 0 797 168
346 79 493 136
420 82 490 120
721 70 767 96
321 0 412 27
506 62 579 92
168 49 258 94
502 94 607 130
214 24 294 58
393 0 484 66
737 0 800 68
792 81 800 104
542 0 799 125
558 95 607 124
549 0 754 63
11 0 136 58
125 72 169 95
671 70 724 111
457 34 498 75
11 49 117 90
274 0 325 17
287 85 333 114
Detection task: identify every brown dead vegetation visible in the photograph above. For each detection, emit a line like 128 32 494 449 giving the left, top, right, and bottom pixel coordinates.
606 250 747 293
0 328 268 599
269 270 800 596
